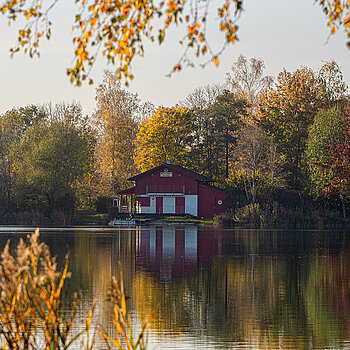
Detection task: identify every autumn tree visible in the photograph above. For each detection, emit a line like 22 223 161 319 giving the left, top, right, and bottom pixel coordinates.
226 54 273 117
233 125 285 203
135 106 195 172
1 0 349 85
93 71 144 197
259 66 321 189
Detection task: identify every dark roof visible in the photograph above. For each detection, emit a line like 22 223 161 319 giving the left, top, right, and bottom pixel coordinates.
117 186 135 195
128 163 213 182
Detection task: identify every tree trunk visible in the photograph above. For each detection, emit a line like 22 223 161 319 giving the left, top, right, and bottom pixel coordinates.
225 136 229 179
242 174 250 203
341 194 347 220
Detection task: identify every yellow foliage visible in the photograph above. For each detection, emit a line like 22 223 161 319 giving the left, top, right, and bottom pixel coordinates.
1 0 349 85
135 106 194 171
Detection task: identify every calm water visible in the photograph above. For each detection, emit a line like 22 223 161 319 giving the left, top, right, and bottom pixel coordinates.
1 225 350 349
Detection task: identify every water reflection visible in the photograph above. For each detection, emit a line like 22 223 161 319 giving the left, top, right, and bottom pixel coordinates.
0 226 349 349
135 225 223 281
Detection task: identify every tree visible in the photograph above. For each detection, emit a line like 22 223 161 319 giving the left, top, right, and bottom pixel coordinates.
181 84 224 110
181 89 247 181
259 66 321 189
306 107 344 196
11 119 94 214
226 54 273 117
206 90 246 179
42 101 90 129
321 106 350 219
93 71 142 197
0 0 349 85
0 106 45 213
234 125 269 204
180 84 224 176
317 60 348 108
135 106 195 172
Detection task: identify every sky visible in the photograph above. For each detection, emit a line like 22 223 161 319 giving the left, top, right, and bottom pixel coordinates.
0 0 349 116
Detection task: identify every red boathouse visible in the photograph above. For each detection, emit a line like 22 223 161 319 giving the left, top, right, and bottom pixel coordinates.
118 163 226 218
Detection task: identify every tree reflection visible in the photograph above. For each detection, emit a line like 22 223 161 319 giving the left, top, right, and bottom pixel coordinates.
0 227 349 349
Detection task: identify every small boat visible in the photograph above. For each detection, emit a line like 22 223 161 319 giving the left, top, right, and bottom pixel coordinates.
108 219 137 227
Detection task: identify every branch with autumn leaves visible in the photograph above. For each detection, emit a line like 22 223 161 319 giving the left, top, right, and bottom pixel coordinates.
0 0 349 86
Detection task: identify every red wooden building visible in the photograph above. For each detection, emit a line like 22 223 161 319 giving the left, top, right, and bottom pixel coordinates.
118 163 226 218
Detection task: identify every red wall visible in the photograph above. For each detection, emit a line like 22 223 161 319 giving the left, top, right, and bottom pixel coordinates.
175 197 185 213
198 184 226 218
135 166 198 195
137 196 150 207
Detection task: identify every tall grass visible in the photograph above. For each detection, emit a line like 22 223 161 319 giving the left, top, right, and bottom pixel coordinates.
0 230 149 349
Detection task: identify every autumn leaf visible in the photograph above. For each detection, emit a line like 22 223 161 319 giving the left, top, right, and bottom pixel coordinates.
213 56 219 66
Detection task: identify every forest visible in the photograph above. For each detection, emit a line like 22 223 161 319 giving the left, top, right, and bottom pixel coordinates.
0 55 349 227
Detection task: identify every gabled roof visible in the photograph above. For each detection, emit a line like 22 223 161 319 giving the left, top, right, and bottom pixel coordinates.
128 163 213 182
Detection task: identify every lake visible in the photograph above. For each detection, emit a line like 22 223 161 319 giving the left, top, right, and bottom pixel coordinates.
0 225 350 349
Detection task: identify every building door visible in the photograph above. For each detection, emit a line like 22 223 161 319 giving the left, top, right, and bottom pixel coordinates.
163 197 175 213
175 197 185 214
156 197 163 214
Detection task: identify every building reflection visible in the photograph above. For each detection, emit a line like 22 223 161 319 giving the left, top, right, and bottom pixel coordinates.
135 225 223 280
1 227 350 349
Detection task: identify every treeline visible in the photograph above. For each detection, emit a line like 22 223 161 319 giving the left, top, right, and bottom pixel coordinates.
135 57 350 227
0 73 154 224
0 57 349 226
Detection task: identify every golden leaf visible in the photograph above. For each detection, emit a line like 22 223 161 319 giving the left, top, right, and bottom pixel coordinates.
213 56 219 66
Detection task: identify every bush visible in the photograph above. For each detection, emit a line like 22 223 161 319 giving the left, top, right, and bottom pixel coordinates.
234 203 264 228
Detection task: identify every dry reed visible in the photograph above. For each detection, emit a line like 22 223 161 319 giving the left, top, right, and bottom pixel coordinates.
0 230 149 350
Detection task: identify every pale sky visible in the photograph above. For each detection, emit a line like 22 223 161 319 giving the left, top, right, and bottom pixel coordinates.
0 0 349 116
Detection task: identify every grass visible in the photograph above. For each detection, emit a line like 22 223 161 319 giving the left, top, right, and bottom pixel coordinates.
153 215 213 225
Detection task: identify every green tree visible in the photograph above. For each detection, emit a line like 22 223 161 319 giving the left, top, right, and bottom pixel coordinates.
11 119 94 214
206 90 246 180
183 88 247 181
306 107 344 196
0 106 45 214
181 84 224 176
321 106 350 218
